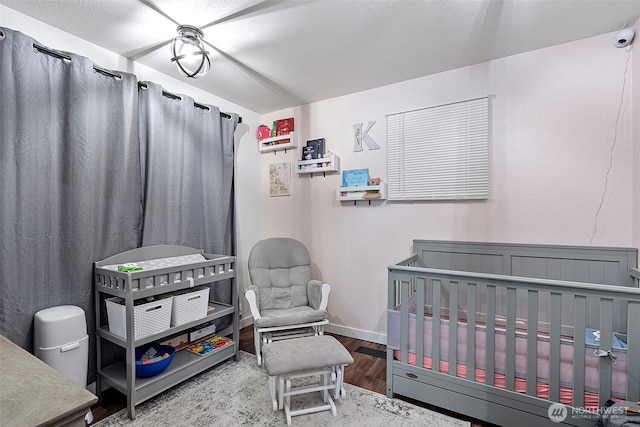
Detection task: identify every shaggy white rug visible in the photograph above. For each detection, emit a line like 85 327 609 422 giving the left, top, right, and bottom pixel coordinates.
93 351 470 427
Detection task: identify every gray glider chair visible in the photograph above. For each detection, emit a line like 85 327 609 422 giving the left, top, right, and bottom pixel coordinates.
245 237 330 365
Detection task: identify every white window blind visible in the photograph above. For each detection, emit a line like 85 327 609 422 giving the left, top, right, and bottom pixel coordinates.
386 97 489 201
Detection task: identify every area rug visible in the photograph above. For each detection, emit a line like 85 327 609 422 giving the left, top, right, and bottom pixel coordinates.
93 351 470 427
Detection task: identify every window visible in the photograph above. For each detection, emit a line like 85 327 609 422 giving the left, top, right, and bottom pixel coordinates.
386 97 489 201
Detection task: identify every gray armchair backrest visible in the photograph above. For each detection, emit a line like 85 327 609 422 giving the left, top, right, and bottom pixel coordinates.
248 237 311 310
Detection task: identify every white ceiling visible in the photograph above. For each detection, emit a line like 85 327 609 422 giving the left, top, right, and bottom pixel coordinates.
2 0 640 114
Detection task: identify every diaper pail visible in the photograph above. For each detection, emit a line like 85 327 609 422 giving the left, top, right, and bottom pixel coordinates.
34 305 89 387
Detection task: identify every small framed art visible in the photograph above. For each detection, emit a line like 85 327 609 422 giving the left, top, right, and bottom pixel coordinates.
269 162 291 196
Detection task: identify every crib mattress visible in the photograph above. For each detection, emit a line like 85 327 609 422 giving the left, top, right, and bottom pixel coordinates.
387 309 628 405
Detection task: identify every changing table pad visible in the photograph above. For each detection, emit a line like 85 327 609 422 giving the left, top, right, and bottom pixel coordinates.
101 254 207 273
102 254 209 290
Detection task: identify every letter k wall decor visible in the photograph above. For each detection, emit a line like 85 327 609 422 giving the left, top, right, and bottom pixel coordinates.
353 120 380 152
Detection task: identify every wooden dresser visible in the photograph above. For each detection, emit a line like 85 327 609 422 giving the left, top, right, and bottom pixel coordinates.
0 335 97 426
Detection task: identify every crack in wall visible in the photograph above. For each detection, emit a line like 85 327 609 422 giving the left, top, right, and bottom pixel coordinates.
589 49 632 246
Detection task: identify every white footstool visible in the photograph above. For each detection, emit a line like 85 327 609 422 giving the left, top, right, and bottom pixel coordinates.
262 335 354 425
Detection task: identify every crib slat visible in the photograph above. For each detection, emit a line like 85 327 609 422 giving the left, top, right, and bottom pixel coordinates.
572 295 587 408
549 292 562 402
598 298 613 408
416 278 425 367
433 280 441 373
526 290 538 397
387 273 396 398
467 283 477 381
400 280 410 365
506 287 516 391
486 285 496 386
388 274 396 311
627 301 640 401
449 281 458 376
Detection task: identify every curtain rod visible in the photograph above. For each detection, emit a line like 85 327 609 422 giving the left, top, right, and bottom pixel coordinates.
32 43 241 123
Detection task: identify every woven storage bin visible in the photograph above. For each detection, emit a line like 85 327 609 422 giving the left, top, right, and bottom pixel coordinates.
171 287 210 326
106 296 173 340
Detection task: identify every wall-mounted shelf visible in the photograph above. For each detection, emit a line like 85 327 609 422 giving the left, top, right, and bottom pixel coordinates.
259 132 297 154
296 154 340 177
336 182 387 205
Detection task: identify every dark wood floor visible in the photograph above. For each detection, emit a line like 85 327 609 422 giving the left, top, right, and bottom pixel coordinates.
90 326 494 426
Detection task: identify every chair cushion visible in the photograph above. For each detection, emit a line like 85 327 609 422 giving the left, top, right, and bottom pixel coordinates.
256 279 309 310
248 238 312 310
255 306 327 329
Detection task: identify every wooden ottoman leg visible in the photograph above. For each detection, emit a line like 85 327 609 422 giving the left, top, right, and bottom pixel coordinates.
268 376 278 411
335 365 347 399
320 369 329 403
278 376 285 410
284 377 292 426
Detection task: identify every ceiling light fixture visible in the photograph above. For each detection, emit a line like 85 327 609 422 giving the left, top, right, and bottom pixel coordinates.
170 25 210 79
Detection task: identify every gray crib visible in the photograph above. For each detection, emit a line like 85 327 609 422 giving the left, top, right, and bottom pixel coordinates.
387 240 640 427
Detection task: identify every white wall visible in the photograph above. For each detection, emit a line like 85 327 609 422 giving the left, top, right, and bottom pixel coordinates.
0 5 264 324
260 32 636 343
632 17 640 250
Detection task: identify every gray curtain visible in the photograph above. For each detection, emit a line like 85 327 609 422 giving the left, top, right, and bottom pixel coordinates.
0 28 142 380
138 81 237 320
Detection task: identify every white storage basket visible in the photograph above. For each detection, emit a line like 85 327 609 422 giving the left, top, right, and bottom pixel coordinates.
171 287 210 326
106 296 173 340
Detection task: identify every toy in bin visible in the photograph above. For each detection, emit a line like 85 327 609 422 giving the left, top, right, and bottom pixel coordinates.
135 344 175 377
186 336 231 356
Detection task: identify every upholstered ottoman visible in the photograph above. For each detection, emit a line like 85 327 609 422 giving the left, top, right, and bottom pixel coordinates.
262 335 354 425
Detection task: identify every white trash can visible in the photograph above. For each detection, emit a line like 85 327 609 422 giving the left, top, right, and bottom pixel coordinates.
34 305 89 387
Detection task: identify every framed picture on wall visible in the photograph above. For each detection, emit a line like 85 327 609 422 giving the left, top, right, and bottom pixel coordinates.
269 162 291 196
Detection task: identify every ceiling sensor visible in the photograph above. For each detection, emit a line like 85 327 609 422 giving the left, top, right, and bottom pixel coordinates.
613 28 635 48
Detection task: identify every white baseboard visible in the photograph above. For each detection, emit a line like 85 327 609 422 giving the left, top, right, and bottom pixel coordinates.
325 324 386 345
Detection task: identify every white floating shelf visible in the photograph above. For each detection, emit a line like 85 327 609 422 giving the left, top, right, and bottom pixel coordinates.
296 154 340 176
259 132 297 153
336 182 387 204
